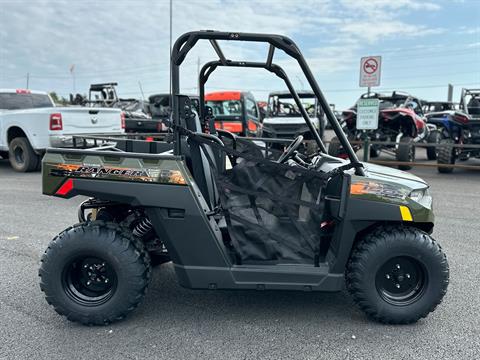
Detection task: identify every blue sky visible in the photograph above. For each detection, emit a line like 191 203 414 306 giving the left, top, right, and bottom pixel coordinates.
0 0 478 108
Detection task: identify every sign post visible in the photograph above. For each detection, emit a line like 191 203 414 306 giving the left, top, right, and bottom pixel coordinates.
360 56 382 88
357 98 380 161
359 56 382 161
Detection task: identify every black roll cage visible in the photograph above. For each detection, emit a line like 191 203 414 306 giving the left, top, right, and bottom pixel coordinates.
171 30 364 175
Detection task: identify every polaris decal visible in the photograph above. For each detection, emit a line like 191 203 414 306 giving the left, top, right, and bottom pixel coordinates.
50 164 186 185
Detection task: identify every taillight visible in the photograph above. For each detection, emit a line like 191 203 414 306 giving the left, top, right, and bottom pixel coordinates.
121 112 126 129
16 89 31 94
220 122 243 133
49 113 63 130
55 178 73 196
454 114 469 124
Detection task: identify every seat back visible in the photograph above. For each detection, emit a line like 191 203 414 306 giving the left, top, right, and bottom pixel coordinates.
184 109 219 209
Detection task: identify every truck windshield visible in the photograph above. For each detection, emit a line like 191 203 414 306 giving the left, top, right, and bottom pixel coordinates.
206 100 242 116
268 95 316 118
0 93 53 110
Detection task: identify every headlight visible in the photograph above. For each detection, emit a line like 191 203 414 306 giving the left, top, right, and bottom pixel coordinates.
409 188 432 209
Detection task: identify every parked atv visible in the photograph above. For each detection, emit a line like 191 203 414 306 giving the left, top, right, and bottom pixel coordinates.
72 82 155 133
329 92 437 170
427 89 480 173
205 91 261 137
262 90 326 154
39 31 448 326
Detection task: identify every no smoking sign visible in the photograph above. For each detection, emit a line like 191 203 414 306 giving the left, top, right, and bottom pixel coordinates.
360 56 381 87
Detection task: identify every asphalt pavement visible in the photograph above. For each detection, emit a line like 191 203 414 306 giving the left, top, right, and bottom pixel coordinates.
0 150 479 360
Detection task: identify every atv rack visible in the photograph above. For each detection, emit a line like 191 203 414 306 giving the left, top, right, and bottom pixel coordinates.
70 133 174 154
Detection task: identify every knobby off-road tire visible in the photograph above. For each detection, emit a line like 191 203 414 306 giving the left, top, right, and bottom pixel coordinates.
370 146 380 158
437 139 455 174
39 221 152 325
426 130 442 161
328 136 342 157
8 137 39 172
346 226 449 324
396 136 415 171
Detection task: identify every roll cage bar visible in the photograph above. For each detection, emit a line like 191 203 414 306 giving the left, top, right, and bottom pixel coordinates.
171 30 364 176
460 88 480 113
198 60 327 154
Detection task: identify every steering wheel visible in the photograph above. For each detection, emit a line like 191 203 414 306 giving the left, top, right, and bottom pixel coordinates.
277 135 304 163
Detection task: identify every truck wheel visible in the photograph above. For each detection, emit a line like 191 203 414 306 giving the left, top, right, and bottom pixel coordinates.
370 147 380 158
8 137 39 172
328 136 342 157
346 226 449 324
396 136 415 170
437 139 455 173
426 130 442 160
39 221 151 325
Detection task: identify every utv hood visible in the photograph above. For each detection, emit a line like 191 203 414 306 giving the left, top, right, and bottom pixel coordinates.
362 162 427 190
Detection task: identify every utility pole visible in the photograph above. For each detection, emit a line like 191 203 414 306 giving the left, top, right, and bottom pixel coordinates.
295 75 304 90
138 81 145 101
26 72 29 89
447 84 453 102
70 64 76 93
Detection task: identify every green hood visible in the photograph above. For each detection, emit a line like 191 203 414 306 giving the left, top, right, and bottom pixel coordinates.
362 163 427 191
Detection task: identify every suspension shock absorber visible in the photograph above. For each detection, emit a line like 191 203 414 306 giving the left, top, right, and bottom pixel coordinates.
132 217 153 238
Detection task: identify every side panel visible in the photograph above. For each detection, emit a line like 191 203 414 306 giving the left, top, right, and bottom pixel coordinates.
53 178 231 270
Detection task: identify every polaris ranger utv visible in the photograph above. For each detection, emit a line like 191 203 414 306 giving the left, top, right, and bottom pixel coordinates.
39 31 449 326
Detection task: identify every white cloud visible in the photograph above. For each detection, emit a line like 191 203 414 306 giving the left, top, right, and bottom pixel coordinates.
0 0 452 104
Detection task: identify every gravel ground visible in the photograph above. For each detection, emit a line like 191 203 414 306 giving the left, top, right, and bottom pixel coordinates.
0 150 479 360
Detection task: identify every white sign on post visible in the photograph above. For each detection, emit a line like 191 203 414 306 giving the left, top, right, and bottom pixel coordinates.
359 56 382 87
357 99 380 130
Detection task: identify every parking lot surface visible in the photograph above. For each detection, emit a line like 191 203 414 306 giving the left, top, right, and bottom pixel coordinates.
0 151 479 360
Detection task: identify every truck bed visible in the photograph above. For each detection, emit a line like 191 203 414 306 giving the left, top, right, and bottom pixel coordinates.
41 133 182 196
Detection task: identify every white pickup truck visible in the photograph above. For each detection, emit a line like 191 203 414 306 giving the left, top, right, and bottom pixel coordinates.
0 89 124 172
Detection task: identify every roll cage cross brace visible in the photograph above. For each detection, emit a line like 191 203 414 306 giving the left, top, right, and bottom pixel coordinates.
171 30 364 176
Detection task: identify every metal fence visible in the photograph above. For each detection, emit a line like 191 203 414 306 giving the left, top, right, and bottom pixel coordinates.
326 138 480 171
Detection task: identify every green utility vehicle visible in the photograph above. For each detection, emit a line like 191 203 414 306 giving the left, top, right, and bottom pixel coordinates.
39 31 448 326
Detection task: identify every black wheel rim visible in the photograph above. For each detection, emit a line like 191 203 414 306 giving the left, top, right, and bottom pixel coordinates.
13 145 24 165
375 256 427 306
62 256 117 306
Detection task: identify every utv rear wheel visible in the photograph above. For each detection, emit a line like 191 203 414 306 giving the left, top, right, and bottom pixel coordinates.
328 136 342 157
426 130 442 160
437 139 455 173
8 137 39 172
346 226 449 324
396 136 415 170
370 146 380 158
39 221 151 325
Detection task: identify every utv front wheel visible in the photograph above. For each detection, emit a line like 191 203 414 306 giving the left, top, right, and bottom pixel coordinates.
39 221 151 325
437 139 455 173
346 226 449 324
396 136 415 170
328 136 342 157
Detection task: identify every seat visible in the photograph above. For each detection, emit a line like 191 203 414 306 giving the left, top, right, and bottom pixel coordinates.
467 98 480 115
184 109 220 210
